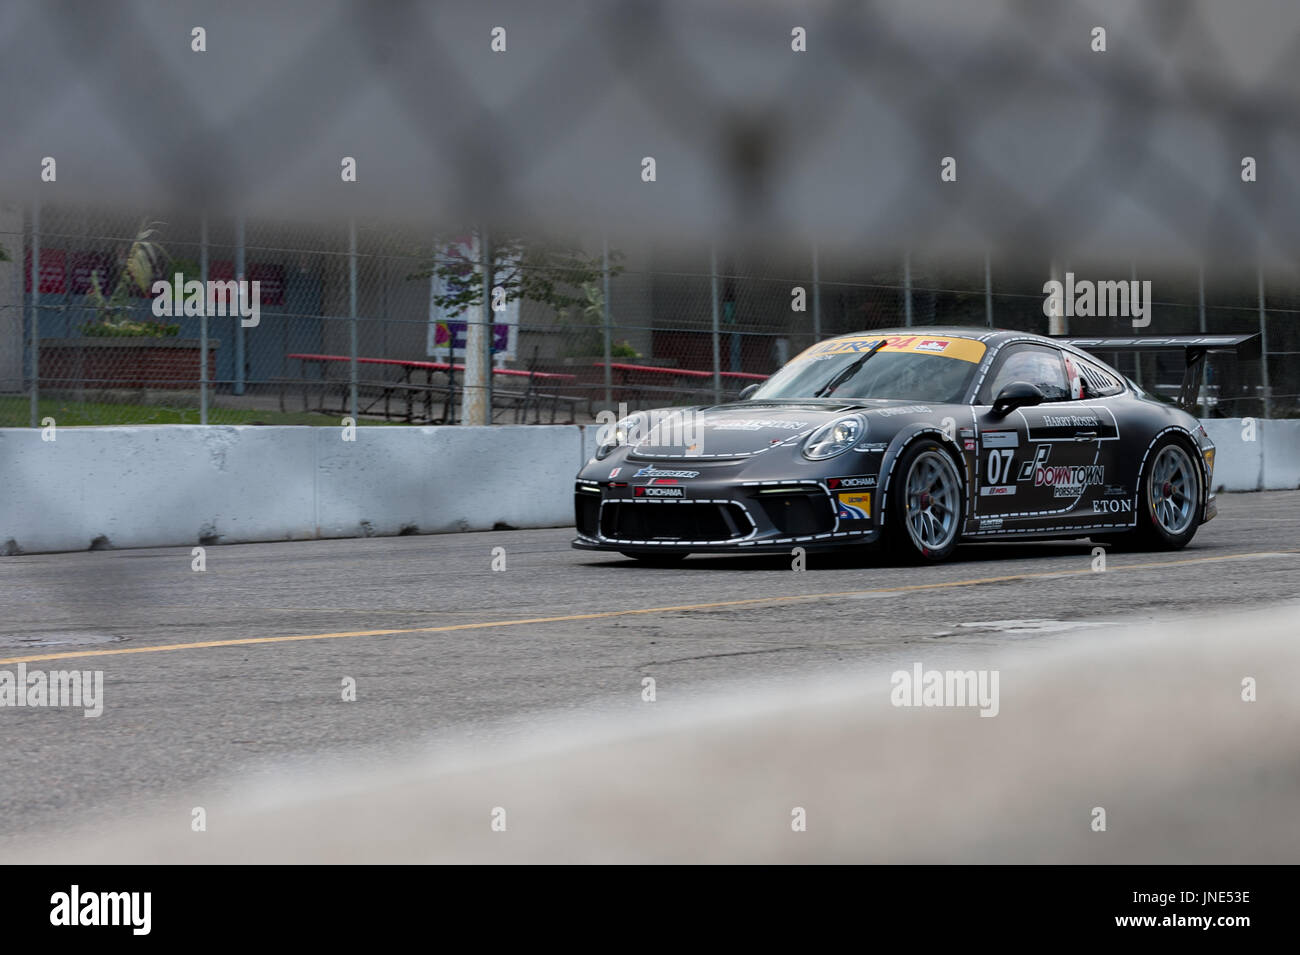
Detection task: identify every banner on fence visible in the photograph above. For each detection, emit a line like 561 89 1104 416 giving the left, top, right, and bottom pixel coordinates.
427 232 519 364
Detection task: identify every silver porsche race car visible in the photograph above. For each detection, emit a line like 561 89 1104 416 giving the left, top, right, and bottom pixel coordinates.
573 327 1258 564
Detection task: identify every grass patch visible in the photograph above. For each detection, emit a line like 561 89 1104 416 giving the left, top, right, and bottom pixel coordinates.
0 396 411 427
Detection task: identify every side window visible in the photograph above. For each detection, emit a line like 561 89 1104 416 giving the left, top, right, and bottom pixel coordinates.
980 344 1070 404
1072 355 1125 398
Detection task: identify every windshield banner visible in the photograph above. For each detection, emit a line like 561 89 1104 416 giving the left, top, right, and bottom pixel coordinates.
800 335 986 364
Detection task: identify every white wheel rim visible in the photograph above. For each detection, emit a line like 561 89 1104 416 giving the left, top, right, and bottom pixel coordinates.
1149 444 1197 535
904 450 961 552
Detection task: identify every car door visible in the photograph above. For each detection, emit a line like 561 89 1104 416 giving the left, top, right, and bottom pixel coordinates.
970 342 1098 534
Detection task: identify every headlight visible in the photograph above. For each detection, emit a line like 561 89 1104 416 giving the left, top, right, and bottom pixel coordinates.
802 414 867 460
595 413 646 459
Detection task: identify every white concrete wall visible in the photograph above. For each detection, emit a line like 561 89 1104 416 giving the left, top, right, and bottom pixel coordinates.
1261 419 1300 491
0 425 593 554
1201 417 1300 492
0 418 1294 554
1200 419 1263 492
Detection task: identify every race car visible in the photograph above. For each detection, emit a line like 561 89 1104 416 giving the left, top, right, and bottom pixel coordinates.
573 328 1259 564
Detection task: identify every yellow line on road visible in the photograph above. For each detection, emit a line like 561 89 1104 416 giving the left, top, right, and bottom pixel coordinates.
1 549 1293 666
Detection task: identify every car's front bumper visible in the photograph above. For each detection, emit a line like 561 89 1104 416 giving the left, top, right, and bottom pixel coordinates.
571 477 881 552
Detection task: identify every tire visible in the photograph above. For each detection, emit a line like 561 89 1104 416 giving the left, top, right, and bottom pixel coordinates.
1127 436 1203 550
885 439 965 563
619 550 690 565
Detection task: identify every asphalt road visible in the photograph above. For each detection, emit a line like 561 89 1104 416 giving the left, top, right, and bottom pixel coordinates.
1 490 1297 853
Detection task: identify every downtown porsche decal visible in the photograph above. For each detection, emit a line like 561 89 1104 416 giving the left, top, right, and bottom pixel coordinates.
1026 446 1105 496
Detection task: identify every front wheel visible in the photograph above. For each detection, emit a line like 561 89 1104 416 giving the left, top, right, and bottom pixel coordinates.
885 440 965 563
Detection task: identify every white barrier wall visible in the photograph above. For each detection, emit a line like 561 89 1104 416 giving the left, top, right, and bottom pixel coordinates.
0 419 1295 554
0 425 594 555
1200 419 1263 492
1200 417 1300 493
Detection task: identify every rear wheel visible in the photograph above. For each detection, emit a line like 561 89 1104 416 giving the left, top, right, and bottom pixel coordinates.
619 550 690 565
1135 439 1202 549
886 440 964 563
1103 437 1201 551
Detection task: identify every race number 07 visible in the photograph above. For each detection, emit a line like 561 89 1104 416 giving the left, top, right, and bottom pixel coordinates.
986 449 1014 485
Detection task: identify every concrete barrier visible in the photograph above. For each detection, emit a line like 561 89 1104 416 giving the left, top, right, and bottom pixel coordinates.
1262 418 1300 490
0 417 1295 554
1201 418 1263 492
1201 417 1300 492
0 425 587 554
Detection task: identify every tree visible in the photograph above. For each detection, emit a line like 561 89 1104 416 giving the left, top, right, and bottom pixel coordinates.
85 220 167 325
80 220 179 337
412 233 621 318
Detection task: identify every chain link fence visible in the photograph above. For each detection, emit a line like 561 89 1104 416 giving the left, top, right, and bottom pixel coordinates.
3 1 1299 427
2 204 1296 427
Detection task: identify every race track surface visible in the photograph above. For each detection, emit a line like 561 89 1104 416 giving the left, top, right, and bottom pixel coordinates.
2 490 1297 856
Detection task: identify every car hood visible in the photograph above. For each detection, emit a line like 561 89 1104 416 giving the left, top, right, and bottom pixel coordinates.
626 399 943 459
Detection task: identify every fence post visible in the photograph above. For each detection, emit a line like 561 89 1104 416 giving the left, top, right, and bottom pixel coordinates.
811 241 821 342
1258 264 1271 419
984 250 993 328
349 218 359 421
1129 262 1141 388
460 228 491 425
710 242 721 404
602 234 612 409
483 227 493 418
28 199 39 428
903 251 912 327
234 217 246 396
1047 260 1066 337
1197 264 1207 411
200 213 209 424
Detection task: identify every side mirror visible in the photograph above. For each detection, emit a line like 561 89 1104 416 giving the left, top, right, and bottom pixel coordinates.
737 383 761 400
991 381 1045 417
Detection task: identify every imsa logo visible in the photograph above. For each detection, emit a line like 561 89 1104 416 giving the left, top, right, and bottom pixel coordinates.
1092 499 1132 513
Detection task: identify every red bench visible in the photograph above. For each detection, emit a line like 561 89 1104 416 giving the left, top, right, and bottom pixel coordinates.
593 361 768 404
286 353 578 423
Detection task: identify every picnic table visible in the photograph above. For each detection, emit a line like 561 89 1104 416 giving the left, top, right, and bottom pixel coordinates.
284 353 578 423
594 361 768 404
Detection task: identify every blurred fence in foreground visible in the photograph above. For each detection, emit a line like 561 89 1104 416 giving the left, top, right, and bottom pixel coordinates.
1 205 1298 426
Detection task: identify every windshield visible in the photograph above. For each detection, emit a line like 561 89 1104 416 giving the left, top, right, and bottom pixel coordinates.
753 338 984 403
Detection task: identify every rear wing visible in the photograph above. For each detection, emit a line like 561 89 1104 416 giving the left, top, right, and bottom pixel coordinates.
1055 334 1262 410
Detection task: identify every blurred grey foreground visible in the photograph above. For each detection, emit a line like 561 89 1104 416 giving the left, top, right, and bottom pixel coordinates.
24 602 1300 864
